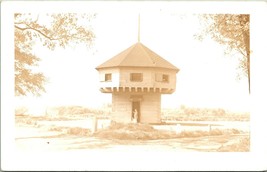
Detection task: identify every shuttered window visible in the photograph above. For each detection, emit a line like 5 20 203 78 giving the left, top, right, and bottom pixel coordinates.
162 74 169 82
130 73 143 82
155 73 169 83
105 73 112 81
100 73 112 82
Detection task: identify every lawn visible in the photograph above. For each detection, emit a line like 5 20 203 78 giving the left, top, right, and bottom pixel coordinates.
15 105 250 152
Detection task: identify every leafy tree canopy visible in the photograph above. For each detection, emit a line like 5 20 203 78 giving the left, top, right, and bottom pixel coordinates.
15 13 96 96
196 14 250 93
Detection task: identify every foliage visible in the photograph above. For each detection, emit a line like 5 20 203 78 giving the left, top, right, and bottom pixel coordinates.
14 13 95 96
94 122 243 140
55 105 111 119
217 135 250 152
161 105 249 122
196 14 250 93
94 122 176 140
15 106 29 116
15 44 46 96
49 126 91 136
15 114 73 128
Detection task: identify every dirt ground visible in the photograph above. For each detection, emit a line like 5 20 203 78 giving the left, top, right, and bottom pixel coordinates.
15 124 249 152
10 111 251 171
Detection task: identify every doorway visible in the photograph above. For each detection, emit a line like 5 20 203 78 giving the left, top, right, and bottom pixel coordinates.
132 101 141 123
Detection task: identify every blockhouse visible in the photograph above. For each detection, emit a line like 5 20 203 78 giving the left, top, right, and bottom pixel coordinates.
96 42 179 123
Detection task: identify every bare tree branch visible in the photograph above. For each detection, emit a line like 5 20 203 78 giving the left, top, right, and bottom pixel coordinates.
15 25 59 42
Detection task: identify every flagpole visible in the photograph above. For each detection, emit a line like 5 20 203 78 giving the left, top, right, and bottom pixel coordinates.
138 13 140 42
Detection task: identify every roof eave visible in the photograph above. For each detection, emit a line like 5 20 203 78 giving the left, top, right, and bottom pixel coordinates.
96 65 180 72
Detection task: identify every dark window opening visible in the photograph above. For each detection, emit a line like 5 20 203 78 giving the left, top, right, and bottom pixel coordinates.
162 74 169 82
156 73 169 83
130 73 143 82
105 73 112 81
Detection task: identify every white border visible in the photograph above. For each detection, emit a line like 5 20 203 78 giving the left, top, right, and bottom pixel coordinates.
2 1 267 171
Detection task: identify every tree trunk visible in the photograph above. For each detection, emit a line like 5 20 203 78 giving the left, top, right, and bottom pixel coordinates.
239 15 250 94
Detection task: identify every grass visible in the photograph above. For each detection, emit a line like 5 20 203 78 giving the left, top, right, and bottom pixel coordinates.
16 114 246 140
16 106 249 142
93 122 244 140
217 136 250 152
16 105 250 122
178 128 241 138
49 126 91 136
94 122 174 140
161 106 250 122
15 108 250 152
16 115 92 136
15 115 73 127
55 106 110 119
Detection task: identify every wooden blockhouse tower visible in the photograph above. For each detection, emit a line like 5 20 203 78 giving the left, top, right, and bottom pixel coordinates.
96 42 179 124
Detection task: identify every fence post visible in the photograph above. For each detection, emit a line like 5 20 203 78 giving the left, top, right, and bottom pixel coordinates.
91 116 98 134
208 124 212 133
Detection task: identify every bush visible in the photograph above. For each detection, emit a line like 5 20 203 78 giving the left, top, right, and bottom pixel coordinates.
94 122 245 140
217 136 250 152
49 126 91 136
210 129 223 136
67 127 91 136
16 115 39 126
94 122 175 140
161 106 249 122
49 126 64 132
15 106 28 116
109 122 155 132
56 106 110 116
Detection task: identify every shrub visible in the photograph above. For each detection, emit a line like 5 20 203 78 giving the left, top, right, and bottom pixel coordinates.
94 122 246 140
48 126 91 136
178 130 209 138
94 122 175 140
161 107 249 122
210 129 223 136
217 136 250 152
15 106 28 116
56 106 110 116
16 115 39 126
49 126 64 132
67 127 91 136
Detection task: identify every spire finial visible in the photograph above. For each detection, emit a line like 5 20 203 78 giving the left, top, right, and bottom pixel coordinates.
138 13 140 42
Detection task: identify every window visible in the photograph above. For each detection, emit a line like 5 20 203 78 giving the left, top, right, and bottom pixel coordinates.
162 74 169 82
105 73 112 81
156 73 169 83
130 73 143 82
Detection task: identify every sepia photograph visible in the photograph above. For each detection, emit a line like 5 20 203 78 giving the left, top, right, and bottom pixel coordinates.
1 1 267 171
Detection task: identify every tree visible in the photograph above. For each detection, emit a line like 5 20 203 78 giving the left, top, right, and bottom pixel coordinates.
196 14 250 93
14 13 95 96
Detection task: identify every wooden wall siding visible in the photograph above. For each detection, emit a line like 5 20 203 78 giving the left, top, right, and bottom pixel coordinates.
98 68 120 88
111 92 161 123
119 67 176 89
140 93 161 123
111 93 132 123
98 67 176 94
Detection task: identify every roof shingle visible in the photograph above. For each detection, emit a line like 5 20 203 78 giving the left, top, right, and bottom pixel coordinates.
96 42 179 72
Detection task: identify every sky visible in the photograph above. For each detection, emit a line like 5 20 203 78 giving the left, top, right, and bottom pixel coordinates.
14 3 251 112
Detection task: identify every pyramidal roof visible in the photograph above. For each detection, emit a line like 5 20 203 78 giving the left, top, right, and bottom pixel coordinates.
96 42 179 72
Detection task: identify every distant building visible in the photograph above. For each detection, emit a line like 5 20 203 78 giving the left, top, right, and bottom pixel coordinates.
96 42 179 124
